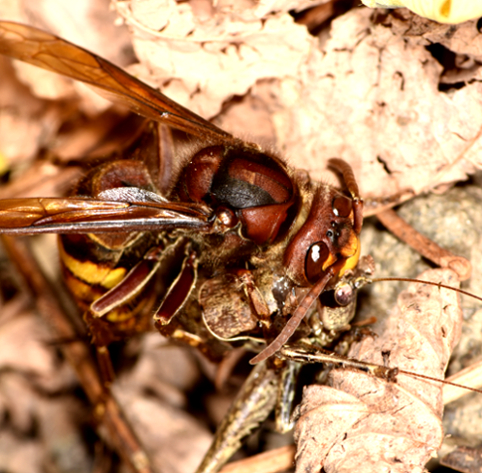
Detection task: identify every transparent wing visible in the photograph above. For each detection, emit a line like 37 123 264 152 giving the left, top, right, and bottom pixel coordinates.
0 21 237 143
0 197 213 234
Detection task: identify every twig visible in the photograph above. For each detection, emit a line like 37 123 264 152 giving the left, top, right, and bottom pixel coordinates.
376 208 472 281
443 359 482 405
220 445 296 473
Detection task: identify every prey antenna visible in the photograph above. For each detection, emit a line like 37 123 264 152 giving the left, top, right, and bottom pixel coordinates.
370 277 482 304
280 345 482 396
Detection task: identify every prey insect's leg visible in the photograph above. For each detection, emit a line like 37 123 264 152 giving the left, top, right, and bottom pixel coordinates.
275 360 301 433
195 360 280 473
250 268 336 365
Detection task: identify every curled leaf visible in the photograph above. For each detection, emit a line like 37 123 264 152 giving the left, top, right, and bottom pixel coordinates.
295 269 463 473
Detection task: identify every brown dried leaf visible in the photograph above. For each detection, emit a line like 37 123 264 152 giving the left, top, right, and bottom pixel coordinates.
388 10 482 59
0 431 43 473
111 334 212 473
0 373 38 433
294 268 463 473
0 57 66 167
114 386 213 473
0 290 87 472
0 301 78 435
0 162 83 199
279 9 482 198
36 397 92 473
0 0 134 112
4 1 480 200
0 310 59 376
0 383 89 472
119 333 201 408
117 0 313 119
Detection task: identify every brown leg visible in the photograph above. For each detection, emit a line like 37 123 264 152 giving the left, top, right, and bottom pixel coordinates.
96 345 115 387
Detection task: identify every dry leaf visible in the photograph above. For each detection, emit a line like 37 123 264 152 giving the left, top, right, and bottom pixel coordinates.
294 269 463 473
114 386 214 473
0 431 43 473
0 0 133 110
120 0 313 119
4 1 481 198
36 397 92 473
0 300 86 472
278 8 482 197
0 310 60 377
118 333 202 408
0 57 66 167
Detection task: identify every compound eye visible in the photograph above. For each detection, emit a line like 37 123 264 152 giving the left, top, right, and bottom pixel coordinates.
305 241 330 284
332 195 352 218
334 282 354 306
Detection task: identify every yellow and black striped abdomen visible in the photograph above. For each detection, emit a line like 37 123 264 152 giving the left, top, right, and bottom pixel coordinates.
59 231 159 341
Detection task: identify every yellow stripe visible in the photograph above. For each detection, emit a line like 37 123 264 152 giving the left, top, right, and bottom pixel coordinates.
339 236 361 276
59 241 126 289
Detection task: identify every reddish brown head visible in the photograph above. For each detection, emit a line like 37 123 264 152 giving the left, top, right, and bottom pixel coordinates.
250 158 363 364
284 186 361 287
